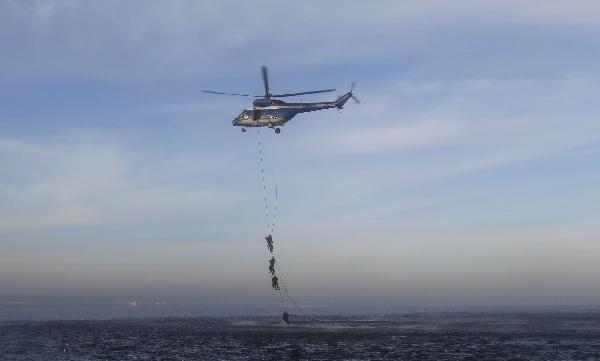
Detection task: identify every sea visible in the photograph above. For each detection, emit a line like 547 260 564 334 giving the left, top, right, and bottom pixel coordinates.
1 309 600 360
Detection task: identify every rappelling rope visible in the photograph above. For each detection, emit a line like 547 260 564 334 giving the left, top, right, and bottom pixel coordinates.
275 263 320 322
257 129 271 235
277 286 287 313
258 128 288 318
271 132 279 235
257 128 318 323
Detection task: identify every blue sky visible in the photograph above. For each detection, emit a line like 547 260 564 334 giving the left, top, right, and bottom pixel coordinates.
1 1 600 312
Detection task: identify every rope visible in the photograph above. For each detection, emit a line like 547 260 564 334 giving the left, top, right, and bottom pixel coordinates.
277 286 287 313
271 133 279 235
275 263 320 322
258 128 287 318
257 129 271 235
257 128 318 323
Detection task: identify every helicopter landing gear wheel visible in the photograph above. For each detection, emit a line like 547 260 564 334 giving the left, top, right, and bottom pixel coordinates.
267 123 273 128
274 127 281 134
241 128 247 133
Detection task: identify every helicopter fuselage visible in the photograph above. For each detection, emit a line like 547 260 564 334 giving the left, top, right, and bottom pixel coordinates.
233 93 353 128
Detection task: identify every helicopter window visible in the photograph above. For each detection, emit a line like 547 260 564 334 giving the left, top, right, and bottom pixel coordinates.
238 110 253 119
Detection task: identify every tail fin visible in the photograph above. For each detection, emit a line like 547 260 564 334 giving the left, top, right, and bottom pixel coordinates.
335 82 360 109
335 93 352 109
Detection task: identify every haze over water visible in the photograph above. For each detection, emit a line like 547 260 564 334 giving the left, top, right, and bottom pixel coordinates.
1 0 600 317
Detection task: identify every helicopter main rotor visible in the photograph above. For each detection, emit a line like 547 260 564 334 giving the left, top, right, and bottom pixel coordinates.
262 65 270 98
202 66 336 100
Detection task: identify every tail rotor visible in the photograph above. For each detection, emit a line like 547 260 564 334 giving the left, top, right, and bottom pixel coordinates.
349 81 360 104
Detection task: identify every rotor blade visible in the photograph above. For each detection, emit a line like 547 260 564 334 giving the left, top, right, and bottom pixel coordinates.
351 95 361 104
271 89 336 97
262 66 270 97
202 90 252 97
350 81 356 93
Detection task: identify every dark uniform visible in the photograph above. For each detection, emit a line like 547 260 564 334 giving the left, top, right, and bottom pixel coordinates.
282 311 290 324
271 275 280 290
265 235 274 253
268 256 276 275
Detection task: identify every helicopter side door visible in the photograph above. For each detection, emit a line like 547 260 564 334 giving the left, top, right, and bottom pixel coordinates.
253 108 262 120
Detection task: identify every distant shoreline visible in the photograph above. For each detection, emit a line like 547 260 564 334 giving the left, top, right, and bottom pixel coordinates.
2 303 600 322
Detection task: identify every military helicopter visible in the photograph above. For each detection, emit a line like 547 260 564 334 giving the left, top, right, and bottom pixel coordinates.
203 66 359 133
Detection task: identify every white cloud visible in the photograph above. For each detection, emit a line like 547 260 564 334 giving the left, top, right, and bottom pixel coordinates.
2 1 600 83
307 117 462 153
0 133 235 231
2 0 600 304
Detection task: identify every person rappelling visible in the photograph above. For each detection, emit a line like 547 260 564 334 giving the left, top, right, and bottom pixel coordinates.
265 234 274 253
271 275 280 290
282 311 290 324
268 256 276 275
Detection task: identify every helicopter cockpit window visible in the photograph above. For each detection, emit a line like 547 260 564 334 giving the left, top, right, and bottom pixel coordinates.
238 110 253 119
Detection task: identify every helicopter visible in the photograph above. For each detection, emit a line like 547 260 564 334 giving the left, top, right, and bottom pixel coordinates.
203 66 359 133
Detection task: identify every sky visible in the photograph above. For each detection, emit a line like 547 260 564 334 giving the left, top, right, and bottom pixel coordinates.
1 1 600 315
